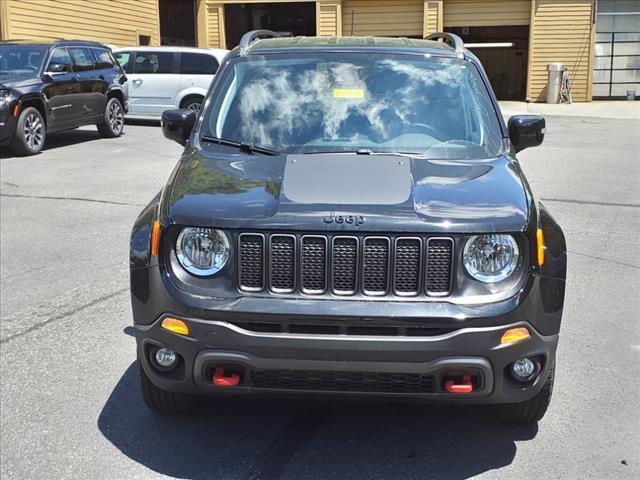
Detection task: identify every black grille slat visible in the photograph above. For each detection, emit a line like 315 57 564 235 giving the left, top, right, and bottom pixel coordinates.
238 233 453 297
270 235 295 292
251 369 435 394
331 237 358 294
239 234 264 291
426 238 453 295
363 238 390 294
394 238 421 295
300 236 327 293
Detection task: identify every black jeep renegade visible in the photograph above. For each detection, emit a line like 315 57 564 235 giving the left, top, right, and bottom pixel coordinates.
0 40 127 156
130 32 566 423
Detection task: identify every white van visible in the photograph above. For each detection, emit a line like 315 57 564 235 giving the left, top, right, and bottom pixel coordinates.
112 46 228 117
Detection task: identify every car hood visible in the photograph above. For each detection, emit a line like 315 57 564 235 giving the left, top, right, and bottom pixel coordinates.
166 150 532 233
0 72 42 88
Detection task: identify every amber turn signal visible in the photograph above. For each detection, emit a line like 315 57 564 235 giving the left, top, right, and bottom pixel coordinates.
161 317 190 336
150 220 161 257
501 327 531 345
536 228 545 266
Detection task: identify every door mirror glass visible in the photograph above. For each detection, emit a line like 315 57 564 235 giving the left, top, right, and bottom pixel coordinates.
161 109 196 146
46 63 68 73
508 115 545 152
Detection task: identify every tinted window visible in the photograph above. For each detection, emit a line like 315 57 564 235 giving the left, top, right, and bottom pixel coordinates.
204 53 503 159
179 52 218 75
47 48 73 73
0 45 47 76
114 51 132 73
69 47 95 72
92 48 114 69
133 52 174 74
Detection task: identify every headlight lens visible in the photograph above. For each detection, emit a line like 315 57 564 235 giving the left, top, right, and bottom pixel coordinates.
463 234 519 283
176 227 230 276
0 89 11 101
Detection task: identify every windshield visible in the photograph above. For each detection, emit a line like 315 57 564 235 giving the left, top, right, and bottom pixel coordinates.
202 52 503 159
0 45 48 78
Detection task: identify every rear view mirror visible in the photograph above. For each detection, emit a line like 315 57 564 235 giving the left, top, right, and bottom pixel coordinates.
508 115 545 153
161 109 196 146
46 63 67 74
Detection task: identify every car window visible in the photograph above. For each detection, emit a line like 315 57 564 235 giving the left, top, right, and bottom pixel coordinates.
133 51 174 74
92 48 114 69
203 53 503 159
0 45 48 76
114 51 132 73
69 47 95 72
45 48 72 73
179 52 218 75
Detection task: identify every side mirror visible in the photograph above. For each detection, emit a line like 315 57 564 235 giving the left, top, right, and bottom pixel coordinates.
161 109 196 146
47 63 68 74
508 115 545 153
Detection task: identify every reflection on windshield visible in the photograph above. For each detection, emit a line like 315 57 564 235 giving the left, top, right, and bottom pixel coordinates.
0 45 47 78
204 53 503 159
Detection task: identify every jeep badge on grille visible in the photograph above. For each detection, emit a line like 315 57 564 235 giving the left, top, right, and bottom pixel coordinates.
323 213 366 227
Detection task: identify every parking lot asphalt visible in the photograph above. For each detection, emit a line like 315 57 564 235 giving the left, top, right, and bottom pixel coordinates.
1 115 639 480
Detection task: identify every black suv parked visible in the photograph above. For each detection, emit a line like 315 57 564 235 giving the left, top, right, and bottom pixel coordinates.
0 40 127 156
131 32 566 423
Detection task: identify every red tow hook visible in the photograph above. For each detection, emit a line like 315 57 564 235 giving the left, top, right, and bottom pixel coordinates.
445 374 474 394
213 368 240 387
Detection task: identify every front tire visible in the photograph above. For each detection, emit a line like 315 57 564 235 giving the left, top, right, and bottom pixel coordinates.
139 361 192 414
11 107 46 156
499 365 555 424
97 97 124 138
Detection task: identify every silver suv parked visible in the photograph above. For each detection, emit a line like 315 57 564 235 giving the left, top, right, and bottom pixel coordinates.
113 46 228 117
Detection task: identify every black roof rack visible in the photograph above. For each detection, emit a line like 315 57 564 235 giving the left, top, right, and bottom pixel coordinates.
424 32 465 54
239 30 279 55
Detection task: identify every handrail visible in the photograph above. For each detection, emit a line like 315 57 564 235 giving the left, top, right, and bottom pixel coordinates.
239 30 279 55
425 32 465 54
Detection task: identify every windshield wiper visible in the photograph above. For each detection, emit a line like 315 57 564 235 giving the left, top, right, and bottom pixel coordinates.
200 136 280 156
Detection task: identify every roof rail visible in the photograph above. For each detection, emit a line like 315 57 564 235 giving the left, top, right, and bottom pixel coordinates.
424 32 465 54
239 30 279 55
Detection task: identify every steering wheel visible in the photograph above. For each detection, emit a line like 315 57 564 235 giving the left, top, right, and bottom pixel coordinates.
407 123 449 141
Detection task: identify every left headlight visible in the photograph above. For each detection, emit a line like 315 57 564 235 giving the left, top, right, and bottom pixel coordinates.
0 89 11 101
463 234 519 283
176 227 230 276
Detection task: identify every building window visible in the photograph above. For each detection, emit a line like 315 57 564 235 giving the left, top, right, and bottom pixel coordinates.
139 35 151 46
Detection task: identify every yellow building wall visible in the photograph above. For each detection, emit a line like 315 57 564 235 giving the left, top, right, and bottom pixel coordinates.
527 0 595 102
317 0 342 36
444 0 531 27
0 0 160 47
342 0 424 37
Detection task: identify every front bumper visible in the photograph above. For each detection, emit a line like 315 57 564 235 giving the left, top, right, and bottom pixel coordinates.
0 100 18 146
135 316 558 404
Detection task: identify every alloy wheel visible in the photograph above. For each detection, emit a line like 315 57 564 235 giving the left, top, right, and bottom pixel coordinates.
24 113 44 151
186 102 201 114
108 101 124 134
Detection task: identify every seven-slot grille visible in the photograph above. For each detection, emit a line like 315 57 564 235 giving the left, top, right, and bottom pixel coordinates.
238 233 453 297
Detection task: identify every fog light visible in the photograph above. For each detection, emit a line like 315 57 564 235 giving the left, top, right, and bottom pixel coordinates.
511 357 538 382
154 347 177 368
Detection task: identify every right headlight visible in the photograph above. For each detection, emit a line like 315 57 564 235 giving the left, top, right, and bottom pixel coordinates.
176 227 230 276
463 234 519 283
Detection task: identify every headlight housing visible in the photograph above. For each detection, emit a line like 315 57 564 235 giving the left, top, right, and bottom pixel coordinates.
0 89 11 101
176 227 230 276
463 234 519 283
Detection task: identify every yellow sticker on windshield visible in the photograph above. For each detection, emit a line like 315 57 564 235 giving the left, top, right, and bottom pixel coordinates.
333 88 365 99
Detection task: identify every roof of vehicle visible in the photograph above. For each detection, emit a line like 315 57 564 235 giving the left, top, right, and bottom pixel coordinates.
0 39 108 48
245 36 460 56
112 46 229 56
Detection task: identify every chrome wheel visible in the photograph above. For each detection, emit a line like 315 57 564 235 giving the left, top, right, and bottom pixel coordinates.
108 100 124 134
24 112 44 151
186 102 201 114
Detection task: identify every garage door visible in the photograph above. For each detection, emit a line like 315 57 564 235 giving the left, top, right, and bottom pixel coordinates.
342 0 423 37
444 0 531 27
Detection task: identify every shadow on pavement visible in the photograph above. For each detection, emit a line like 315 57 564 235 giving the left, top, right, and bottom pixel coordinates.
99 363 538 480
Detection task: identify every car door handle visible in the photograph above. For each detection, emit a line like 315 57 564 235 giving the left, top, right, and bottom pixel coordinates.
132 79 143 85
98 74 105 80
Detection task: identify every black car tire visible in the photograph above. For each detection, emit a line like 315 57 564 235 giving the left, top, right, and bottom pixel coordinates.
11 107 46 156
499 365 555 424
139 361 192 414
97 97 124 138
181 96 203 114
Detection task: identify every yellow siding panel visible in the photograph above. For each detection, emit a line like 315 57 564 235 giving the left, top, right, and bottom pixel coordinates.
342 0 424 37
444 0 531 27
423 1 442 36
3 0 160 46
317 1 341 36
528 0 595 102
203 1 225 48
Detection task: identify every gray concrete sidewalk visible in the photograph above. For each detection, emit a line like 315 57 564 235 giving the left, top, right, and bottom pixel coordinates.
499 100 640 120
